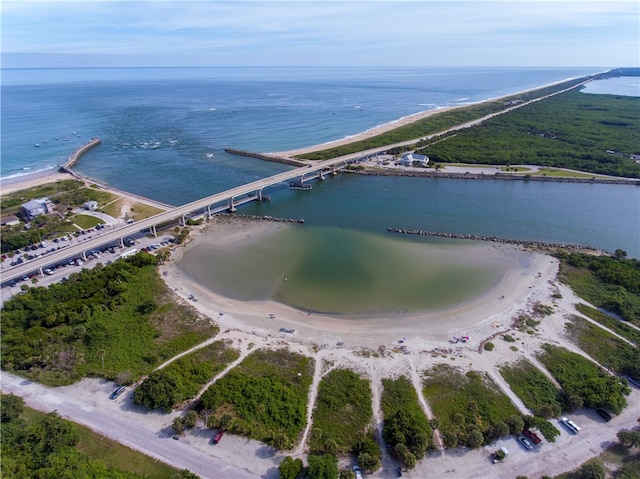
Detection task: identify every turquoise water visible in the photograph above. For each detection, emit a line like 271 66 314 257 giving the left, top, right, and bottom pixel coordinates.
2 66 638 260
180 225 504 316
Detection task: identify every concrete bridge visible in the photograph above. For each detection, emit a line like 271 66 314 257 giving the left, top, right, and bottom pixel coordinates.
1 152 377 286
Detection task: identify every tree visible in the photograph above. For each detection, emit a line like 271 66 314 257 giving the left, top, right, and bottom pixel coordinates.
467 428 484 448
1 393 24 423
172 417 185 435
505 415 525 435
577 462 605 479
184 410 198 428
357 452 381 473
307 454 338 479
617 430 640 448
614 249 628 260
491 421 510 439
278 456 303 479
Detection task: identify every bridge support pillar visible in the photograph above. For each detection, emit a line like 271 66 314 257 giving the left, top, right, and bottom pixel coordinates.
229 197 236 213
207 205 212 220
319 170 325 180
179 214 186 227
39 267 44 277
119 237 125 248
257 189 263 202
81 251 87 261
151 225 157 237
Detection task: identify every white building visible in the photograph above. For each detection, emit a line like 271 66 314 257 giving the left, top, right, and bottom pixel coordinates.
83 200 98 211
398 152 429 167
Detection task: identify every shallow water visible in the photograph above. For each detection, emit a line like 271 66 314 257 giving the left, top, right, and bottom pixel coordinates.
179 224 506 316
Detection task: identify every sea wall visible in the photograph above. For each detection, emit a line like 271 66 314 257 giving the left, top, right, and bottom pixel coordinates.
60 137 102 170
224 148 308 167
346 168 640 185
387 227 608 254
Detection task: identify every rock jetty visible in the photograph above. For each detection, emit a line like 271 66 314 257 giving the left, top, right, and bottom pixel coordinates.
216 213 305 224
224 149 308 167
387 227 608 254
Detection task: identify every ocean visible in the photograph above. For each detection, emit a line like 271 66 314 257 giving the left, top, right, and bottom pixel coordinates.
2 66 638 260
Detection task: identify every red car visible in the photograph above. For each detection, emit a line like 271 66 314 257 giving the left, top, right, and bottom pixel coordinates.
213 431 224 444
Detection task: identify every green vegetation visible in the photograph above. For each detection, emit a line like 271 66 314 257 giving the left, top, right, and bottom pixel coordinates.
72 213 104 229
0 180 122 253
537 344 630 414
523 415 561 443
557 251 640 325
575 303 640 346
483 341 495 351
500 359 566 417
1 214 78 253
134 341 239 412
565 315 640 380
0 179 84 214
307 454 338 479
381 376 432 463
418 90 640 178
1 394 186 479
278 456 304 479
422 364 519 448
298 77 589 161
199 349 313 449
1 253 216 386
310 368 373 455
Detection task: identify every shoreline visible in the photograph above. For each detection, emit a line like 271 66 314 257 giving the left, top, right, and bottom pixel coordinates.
272 75 594 158
164 217 558 348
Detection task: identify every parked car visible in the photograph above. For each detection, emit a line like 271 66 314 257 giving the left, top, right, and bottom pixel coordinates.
352 465 363 479
109 386 126 400
561 417 581 434
213 431 224 444
518 436 534 450
596 409 612 422
523 428 542 444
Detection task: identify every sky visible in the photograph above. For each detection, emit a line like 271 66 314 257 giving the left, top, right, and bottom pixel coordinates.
1 0 639 68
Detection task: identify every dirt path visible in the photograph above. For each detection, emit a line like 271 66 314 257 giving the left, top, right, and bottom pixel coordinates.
407 359 444 450
292 351 325 457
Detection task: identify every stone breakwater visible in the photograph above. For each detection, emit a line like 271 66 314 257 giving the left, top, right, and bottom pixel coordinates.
347 168 640 185
60 137 102 170
216 213 305 224
224 149 308 167
387 227 609 254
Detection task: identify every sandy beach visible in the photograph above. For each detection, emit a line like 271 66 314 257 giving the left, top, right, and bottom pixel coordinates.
166 217 557 351
273 75 589 159
0 169 73 195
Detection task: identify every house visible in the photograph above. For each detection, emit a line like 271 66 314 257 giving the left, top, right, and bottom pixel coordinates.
20 198 54 220
0 215 20 227
630 153 640 163
83 200 98 211
398 152 429 167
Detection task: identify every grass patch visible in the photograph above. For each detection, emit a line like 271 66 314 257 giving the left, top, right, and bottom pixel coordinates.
134 341 240 412
422 364 519 448
72 214 104 229
310 368 373 455
557 252 640 325
200 348 313 450
1 254 216 386
100 198 165 221
0 179 84 215
575 303 640 346
537 343 630 414
565 315 640 379
500 359 566 417
381 376 433 457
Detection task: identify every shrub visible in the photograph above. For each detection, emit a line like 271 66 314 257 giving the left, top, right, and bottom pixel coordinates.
483 342 495 351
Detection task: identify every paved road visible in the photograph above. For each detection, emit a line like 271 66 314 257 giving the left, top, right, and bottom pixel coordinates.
0 371 265 479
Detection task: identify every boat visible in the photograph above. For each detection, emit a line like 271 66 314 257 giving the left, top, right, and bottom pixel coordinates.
289 182 312 190
34 143 40 147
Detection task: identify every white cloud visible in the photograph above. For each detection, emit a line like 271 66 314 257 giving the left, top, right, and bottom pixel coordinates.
1 1 637 66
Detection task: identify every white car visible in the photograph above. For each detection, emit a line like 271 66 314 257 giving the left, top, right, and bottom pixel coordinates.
353 465 363 479
561 416 581 433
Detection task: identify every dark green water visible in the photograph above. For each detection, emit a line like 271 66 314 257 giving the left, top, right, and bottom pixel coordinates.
180 225 504 316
